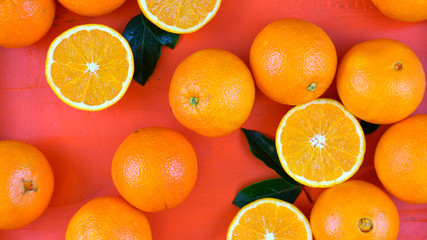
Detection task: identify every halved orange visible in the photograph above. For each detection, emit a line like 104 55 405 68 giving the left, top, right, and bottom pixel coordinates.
227 198 312 240
276 98 365 188
138 0 221 34
45 24 134 111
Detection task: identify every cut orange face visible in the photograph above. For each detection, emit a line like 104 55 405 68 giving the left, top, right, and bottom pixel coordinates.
276 98 365 188
45 24 134 111
138 0 221 34
227 198 312 240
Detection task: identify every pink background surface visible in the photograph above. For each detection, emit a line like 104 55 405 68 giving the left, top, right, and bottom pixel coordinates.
0 0 426 239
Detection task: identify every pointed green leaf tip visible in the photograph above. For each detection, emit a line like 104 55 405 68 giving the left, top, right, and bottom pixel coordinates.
241 128 299 185
122 14 180 86
234 129 316 207
360 120 381 135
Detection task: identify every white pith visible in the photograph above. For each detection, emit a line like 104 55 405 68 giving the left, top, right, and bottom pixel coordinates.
85 62 99 74
265 231 275 240
309 134 326 149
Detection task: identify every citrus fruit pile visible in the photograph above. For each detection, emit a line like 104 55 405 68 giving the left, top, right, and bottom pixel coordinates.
0 0 426 239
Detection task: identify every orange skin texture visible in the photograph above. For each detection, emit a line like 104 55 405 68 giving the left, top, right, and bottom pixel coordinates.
111 127 198 212
0 140 54 230
372 0 427 22
169 49 255 137
58 0 127 16
0 0 55 48
65 196 152 240
336 38 425 124
249 18 337 105
310 180 399 240
375 114 427 204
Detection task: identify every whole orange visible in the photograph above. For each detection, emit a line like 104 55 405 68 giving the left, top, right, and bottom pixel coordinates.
0 0 55 48
310 180 399 240
58 0 127 16
249 18 337 105
169 49 255 137
336 38 425 124
0 140 54 230
111 127 198 212
375 114 427 204
372 0 427 22
65 196 152 240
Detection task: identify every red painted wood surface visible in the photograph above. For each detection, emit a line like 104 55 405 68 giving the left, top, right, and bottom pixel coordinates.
0 0 426 239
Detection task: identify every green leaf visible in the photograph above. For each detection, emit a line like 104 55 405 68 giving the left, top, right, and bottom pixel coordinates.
123 14 180 86
141 14 179 49
123 15 162 86
360 120 380 135
232 178 302 208
241 128 300 185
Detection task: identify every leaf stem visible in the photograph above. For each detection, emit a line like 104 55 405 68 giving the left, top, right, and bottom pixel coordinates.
190 97 198 107
307 82 316 92
302 186 313 204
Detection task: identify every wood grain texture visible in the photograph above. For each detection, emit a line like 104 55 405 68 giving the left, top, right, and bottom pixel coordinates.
0 0 426 239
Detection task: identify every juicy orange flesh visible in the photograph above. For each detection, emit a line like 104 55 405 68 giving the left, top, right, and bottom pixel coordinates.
51 29 129 106
146 0 217 29
231 202 308 239
279 103 361 182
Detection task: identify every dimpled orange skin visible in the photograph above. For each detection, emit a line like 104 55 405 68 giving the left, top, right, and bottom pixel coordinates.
58 0 127 16
111 127 198 212
336 39 425 124
249 18 337 105
65 196 152 240
375 114 427 204
310 180 399 240
169 49 255 137
0 0 55 48
0 140 54 230
372 0 427 22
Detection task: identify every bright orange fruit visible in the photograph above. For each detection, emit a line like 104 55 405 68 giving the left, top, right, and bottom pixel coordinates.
0 0 55 48
66 196 152 240
336 38 425 124
0 140 54 230
375 114 427 204
310 180 400 240
169 49 255 137
227 198 312 240
58 0 127 16
276 99 365 188
111 127 198 212
372 0 427 22
138 0 221 33
250 18 337 105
